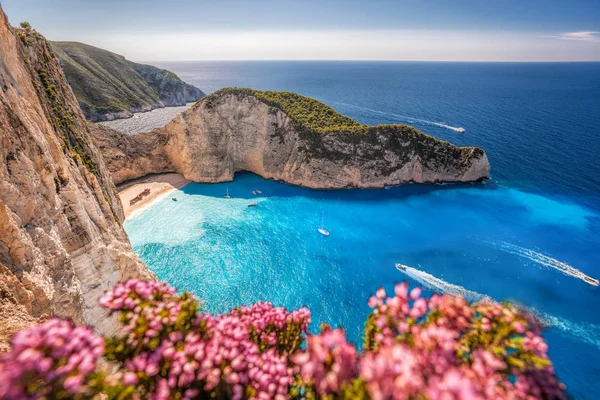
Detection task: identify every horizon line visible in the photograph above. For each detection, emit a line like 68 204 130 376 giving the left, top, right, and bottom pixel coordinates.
138 59 600 63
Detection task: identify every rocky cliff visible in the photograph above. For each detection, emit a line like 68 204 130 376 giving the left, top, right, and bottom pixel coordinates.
0 10 153 348
51 41 205 121
93 89 490 188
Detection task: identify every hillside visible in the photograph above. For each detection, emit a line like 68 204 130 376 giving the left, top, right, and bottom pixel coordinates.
51 41 205 121
91 88 490 188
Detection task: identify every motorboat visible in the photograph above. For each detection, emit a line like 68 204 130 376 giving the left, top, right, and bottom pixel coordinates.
395 263 408 272
247 203 257 207
584 276 599 287
224 188 231 199
172 197 177 201
456 127 465 133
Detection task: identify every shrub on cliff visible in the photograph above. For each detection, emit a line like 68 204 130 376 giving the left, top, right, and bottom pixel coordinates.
0 280 566 399
205 89 459 157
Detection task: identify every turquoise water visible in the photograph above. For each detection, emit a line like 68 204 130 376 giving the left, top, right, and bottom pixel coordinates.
126 174 600 398
125 62 600 399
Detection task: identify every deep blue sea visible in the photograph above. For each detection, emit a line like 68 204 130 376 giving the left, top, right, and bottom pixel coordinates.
124 62 600 399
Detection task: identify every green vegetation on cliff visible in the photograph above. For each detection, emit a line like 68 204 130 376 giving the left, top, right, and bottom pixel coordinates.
51 41 205 121
205 88 485 173
208 88 364 133
208 88 448 140
17 29 99 175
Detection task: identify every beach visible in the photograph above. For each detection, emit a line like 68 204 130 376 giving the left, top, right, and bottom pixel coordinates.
118 173 190 219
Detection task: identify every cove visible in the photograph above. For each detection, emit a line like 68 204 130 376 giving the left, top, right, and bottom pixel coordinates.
124 172 600 398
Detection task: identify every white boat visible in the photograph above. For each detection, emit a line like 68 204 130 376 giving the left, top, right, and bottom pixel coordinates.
318 211 330 236
395 263 408 271
456 127 465 133
224 188 230 199
584 276 599 287
247 202 257 207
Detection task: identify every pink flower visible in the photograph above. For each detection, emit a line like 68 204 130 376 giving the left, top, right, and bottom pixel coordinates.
292 328 357 395
123 372 139 386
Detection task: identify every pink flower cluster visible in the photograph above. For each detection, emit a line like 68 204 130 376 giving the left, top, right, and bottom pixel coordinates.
236 301 310 352
292 327 358 396
102 279 310 400
0 318 104 399
99 279 177 312
357 283 566 400
0 279 567 400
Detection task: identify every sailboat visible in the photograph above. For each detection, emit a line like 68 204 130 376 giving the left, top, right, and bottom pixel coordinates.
224 188 230 199
318 211 330 236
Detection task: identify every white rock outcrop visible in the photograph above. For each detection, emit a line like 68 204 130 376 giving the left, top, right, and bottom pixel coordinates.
94 91 490 188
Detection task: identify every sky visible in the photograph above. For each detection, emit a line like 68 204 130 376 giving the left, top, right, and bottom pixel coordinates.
2 0 600 62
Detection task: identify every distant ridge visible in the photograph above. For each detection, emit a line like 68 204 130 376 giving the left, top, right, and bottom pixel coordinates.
51 41 205 121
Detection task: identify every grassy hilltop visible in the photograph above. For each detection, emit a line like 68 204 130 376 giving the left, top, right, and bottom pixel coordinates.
51 41 205 121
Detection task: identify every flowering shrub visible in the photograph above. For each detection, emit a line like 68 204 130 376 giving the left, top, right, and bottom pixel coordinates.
0 279 566 399
0 319 105 399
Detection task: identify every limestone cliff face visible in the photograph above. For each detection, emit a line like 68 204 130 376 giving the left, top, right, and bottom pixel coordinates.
90 123 176 185
94 90 490 188
0 8 153 347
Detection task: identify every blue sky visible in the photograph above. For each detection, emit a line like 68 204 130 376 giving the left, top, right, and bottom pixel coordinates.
2 0 599 61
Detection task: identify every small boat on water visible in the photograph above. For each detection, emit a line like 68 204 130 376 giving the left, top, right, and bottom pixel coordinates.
224 188 231 199
247 203 257 207
318 211 330 236
395 263 408 272
584 276 599 287
252 190 263 195
172 197 177 201
456 127 465 133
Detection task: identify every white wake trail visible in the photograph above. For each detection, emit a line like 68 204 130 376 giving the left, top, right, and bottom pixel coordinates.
399 265 487 302
492 241 598 286
333 102 465 133
395 264 600 349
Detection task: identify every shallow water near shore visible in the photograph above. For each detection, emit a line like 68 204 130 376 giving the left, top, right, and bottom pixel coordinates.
123 61 600 399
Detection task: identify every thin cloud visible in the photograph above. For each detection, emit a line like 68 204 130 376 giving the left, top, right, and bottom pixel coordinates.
545 31 599 41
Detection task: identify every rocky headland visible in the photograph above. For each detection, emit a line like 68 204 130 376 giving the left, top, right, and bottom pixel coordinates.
92 88 490 189
51 41 205 122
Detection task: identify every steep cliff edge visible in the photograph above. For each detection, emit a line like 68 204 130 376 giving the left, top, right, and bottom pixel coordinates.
51 41 205 121
0 11 153 347
92 89 490 188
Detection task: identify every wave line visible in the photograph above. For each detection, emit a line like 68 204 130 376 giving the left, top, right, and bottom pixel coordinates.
395 264 600 349
333 101 465 133
492 241 598 286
